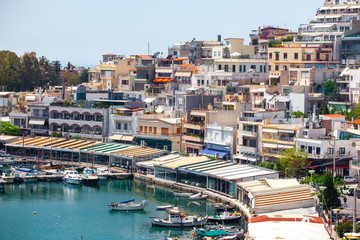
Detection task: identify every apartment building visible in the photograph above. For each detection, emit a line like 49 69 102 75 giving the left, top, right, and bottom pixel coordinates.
133 55 156 91
27 104 49 136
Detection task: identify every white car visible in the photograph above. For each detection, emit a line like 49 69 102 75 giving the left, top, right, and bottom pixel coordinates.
344 176 358 183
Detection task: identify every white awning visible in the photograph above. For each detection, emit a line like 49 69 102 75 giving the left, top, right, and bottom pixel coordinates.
331 5 350 10
109 134 123 141
263 143 278 148
278 144 294 149
315 14 342 19
175 72 192 77
29 119 45 125
278 129 295 134
25 96 36 101
0 117 10 123
155 68 172 73
144 97 156 104
109 135 134 142
156 106 164 114
269 75 280 79
349 5 360 9
263 128 278 134
310 24 335 29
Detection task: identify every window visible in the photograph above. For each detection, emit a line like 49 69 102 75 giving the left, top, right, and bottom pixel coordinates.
269 53 273 59
264 65 266 73
140 126 143 132
250 65 256 70
201 79 204 85
308 146 313 154
260 65 263 73
214 51 217 57
124 123 128 130
218 65 222 70
303 131 308 136
239 65 242 73
269 65 272 71
275 65 279 71
339 147 346 155
316 147 321 155
149 127 152 132
284 53 288 59
301 145 305 150
327 148 334 155
224 65 229 72
301 71 309 79
243 65 246 72
232 65 236 72
283 66 287 70
294 53 298 60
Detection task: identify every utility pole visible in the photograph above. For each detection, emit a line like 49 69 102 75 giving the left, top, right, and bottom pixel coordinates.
333 136 336 179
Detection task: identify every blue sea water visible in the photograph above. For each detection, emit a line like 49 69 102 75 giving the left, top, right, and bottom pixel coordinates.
0 179 218 240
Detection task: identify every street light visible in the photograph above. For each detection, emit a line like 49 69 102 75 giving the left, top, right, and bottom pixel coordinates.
309 169 315 188
319 186 327 212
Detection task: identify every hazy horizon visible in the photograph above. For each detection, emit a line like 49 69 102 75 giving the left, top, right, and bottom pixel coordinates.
0 0 323 68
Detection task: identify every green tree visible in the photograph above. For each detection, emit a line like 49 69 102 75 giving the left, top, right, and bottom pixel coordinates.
322 80 339 101
0 50 22 91
78 68 89 84
1 122 20 136
321 104 330 115
290 111 308 118
278 147 309 178
321 174 341 210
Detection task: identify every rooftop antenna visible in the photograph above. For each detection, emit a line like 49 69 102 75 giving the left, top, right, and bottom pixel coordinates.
148 43 150 56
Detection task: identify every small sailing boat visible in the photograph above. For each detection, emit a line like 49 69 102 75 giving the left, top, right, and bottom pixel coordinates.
108 199 148 211
187 193 208 201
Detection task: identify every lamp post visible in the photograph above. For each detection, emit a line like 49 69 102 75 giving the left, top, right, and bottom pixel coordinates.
309 169 315 188
319 186 327 211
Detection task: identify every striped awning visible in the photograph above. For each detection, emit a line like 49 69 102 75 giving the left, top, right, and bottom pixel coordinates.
153 78 172 83
29 119 45 125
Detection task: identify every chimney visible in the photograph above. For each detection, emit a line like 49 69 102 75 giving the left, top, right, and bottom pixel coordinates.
301 116 305 126
218 35 221 42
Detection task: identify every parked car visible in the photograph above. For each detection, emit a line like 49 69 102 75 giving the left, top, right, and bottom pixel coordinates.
344 176 358 183
343 188 355 196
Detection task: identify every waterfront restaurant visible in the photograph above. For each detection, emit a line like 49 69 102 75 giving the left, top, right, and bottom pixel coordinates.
5 137 168 167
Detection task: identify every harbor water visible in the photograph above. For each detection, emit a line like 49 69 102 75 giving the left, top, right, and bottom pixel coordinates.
0 179 228 240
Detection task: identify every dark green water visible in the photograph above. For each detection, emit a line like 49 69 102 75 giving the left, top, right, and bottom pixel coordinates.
0 179 219 240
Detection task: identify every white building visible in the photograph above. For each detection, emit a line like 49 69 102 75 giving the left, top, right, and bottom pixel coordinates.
202 124 235 160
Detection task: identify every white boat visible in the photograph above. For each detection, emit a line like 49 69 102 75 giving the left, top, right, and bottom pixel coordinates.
81 169 99 186
108 199 148 211
11 167 40 182
96 168 110 180
208 211 241 223
62 170 82 185
1 173 14 183
152 207 208 228
156 205 172 210
173 192 193 197
187 193 208 200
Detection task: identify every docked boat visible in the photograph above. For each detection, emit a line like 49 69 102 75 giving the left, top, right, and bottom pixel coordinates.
187 193 208 201
190 226 244 240
156 205 172 211
81 169 99 186
1 172 14 183
151 207 208 228
173 192 193 197
208 211 241 223
40 162 63 170
62 170 82 185
0 155 15 166
11 167 40 182
96 168 110 180
108 199 148 211
214 204 235 211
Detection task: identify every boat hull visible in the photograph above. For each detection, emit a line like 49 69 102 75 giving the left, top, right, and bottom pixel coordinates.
173 192 192 197
63 178 82 185
208 216 241 223
21 176 38 183
152 218 208 228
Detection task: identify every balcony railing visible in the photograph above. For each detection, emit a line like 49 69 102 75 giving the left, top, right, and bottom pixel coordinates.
182 135 204 142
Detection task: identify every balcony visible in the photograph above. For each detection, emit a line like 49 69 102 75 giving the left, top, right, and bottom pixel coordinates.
238 130 257 138
113 129 133 135
183 122 204 131
182 135 204 143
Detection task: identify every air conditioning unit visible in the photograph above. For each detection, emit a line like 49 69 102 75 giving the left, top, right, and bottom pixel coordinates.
144 84 150 89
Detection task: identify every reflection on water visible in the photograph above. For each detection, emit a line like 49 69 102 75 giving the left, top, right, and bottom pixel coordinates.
0 179 240 240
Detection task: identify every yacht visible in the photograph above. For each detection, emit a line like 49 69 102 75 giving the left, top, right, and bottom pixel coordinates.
151 207 208 228
62 170 82 185
11 167 39 182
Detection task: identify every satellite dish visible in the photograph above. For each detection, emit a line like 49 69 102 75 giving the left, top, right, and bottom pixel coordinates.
352 142 356 147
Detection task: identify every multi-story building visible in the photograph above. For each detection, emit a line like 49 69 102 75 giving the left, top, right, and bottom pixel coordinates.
28 104 49 136
214 58 267 74
133 55 156 91
49 103 109 140
183 110 207 155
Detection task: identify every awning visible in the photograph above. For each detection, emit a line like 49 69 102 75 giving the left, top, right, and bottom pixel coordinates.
263 143 278 148
0 117 10 123
25 96 36 101
278 144 293 149
263 128 278 134
153 78 172 83
200 148 228 158
156 106 164 114
175 72 192 77
109 135 134 142
29 119 45 125
278 129 295 134
269 75 280 79
144 97 156 104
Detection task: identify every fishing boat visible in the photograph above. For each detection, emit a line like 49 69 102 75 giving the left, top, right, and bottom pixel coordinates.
151 207 208 228
187 193 208 201
156 205 172 211
190 226 244 240
108 199 148 211
96 168 110 180
81 169 100 186
62 170 82 185
40 162 63 170
208 211 241 223
214 204 235 211
173 192 193 197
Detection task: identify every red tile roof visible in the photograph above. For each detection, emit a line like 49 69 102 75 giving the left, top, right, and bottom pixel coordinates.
322 114 346 118
176 67 197 72
137 55 152 59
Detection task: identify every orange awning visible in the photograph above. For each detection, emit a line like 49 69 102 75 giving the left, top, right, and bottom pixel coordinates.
154 78 172 83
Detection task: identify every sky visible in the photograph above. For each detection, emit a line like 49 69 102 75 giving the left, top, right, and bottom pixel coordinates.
0 0 323 68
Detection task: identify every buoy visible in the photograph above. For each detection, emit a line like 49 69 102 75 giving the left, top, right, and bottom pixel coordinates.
33 212 37 215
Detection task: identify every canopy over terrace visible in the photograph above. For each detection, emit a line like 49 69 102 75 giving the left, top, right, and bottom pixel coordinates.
5 137 168 165
177 159 279 196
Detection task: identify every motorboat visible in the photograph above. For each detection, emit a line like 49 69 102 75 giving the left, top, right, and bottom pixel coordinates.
173 192 193 197
81 169 99 186
11 167 40 182
108 199 148 211
62 170 82 185
190 225 244 240
208 211 241 223
0 155 15 165
156 205 172 211
151 207 208 228
187 193 208 201
1 172 14 183
96 168 110 180
214 204 235 211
